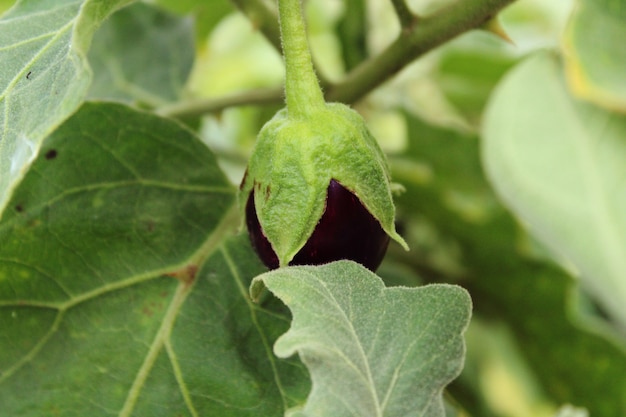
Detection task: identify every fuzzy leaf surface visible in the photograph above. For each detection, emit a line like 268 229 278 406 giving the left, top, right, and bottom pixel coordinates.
251 261 471 417
0 0 133 213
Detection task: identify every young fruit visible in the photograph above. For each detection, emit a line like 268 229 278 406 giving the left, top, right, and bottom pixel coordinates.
239 0 408 270
246 179 390 271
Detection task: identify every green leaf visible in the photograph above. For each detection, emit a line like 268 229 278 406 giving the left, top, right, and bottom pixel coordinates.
0 102 309 416
563 0 626 112
482 52 626 327
0 0 134 214
0 101 234 295
251 261 472 417
87 2 195 106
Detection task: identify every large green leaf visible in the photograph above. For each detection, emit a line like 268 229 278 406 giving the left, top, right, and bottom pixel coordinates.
563 0 626 112
482 52 626 327
0 0 133 214
0 102 308 416
251 261 472 417
88 2 195 105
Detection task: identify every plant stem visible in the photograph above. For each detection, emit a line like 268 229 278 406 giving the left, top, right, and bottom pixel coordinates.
278 0 326 118
162 0 517 119
156 87 284 119
231 0 332 88
327 0 517 104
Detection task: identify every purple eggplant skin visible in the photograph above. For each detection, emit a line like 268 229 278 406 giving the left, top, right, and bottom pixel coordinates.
246 179 391 271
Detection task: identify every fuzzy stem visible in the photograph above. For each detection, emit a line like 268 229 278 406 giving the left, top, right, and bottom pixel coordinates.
278 0 325 118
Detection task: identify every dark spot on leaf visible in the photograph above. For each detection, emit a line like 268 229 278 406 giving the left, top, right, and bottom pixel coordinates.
45 149 58 160
184 265 198 285
142 307 153 317
15 204 24 213
26 71 32 80
165 264 198 285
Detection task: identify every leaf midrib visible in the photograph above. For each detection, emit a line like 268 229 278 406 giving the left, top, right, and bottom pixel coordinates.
316 276 383 417
117 278 192 417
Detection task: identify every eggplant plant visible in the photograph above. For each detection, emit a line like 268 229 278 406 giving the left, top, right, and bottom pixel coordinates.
0 0 624 416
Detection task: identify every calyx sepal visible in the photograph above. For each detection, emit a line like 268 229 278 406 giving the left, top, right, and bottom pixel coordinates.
239 102 408 268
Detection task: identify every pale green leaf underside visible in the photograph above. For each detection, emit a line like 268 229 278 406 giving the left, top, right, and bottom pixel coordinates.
563 0 626 112
482 52 626 326
252 261 471 417
0 0 133 214
0 102 305 416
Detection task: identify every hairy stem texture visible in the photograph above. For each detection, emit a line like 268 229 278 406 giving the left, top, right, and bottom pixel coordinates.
278 0 326 118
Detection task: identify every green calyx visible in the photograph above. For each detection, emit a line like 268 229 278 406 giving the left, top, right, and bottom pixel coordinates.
239 103 408 267
238 0 408 267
